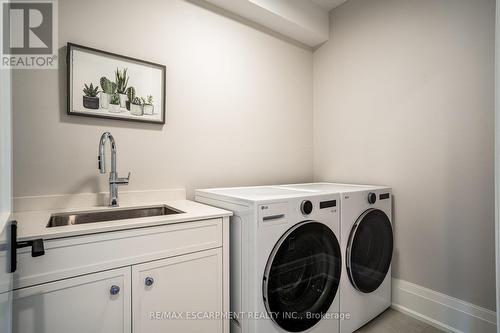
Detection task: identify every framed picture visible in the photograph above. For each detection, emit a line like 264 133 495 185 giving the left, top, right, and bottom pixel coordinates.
67 43 166 124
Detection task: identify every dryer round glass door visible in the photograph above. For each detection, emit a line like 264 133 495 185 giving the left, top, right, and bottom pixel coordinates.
346 209 393 293
263 221 341 332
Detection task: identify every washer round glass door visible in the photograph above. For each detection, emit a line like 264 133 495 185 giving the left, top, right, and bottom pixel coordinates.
263 221 341 332
346 209 393 293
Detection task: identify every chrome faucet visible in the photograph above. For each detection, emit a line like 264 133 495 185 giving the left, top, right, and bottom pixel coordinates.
98 132 130 207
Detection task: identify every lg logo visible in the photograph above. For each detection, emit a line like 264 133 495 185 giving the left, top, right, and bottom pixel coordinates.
3 2 53 54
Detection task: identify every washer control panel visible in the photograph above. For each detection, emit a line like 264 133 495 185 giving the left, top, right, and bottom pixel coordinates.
367 192 377 204
300 200 313 215
319 199 337 209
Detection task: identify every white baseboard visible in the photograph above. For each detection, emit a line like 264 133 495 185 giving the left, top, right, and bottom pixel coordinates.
392 278 497 333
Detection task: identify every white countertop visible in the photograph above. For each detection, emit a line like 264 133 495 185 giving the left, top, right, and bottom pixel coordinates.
13 200 232 241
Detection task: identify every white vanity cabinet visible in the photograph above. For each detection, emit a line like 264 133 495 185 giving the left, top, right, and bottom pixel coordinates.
133 248 223 333
12 213 230 333
13 267 131 333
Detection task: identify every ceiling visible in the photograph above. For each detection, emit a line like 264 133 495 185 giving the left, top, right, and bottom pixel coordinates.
310 0 348 11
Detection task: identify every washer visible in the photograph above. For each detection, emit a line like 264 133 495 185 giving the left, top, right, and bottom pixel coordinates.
278 183 393 333
195 186 342 333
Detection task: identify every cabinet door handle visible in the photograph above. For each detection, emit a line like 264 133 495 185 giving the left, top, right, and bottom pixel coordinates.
110 285 120 295
145 277 154 287
9 221 45 273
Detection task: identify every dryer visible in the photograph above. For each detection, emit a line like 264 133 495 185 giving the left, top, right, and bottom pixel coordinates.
278 183 393 333
195 186 343 333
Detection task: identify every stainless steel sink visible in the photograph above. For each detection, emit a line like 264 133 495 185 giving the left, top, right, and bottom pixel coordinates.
47 205 184 228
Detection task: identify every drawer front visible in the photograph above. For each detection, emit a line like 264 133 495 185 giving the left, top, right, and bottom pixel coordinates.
15 219 222 289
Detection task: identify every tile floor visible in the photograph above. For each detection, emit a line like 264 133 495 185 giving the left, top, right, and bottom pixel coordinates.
355 309 445 333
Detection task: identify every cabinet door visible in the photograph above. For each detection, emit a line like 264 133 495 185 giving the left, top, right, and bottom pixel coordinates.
133 248 222 333
13 267 131 333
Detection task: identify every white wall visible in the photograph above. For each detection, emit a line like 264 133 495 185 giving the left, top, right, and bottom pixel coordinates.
0 28 12 224
12 0 313 199
0 2 13 332
314 0 496 310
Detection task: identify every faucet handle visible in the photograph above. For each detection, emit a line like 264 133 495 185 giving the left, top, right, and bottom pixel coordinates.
115 172 131 185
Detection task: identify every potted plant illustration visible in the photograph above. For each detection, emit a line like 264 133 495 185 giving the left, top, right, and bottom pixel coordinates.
130 96 143 116
126 86 135 111
115 68 129 108
109 93 121 113
82 83 99 109
99 77 115 109
142 95 154 115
